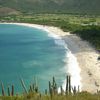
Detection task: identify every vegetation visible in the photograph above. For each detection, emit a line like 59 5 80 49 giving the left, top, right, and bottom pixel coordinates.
0 7 20 16
73 25 100 51
0 76 100 100
0 0 100 15
0 92 100 100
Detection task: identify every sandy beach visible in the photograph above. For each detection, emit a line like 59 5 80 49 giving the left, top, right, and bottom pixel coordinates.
44 25 100 93
1 23 100 93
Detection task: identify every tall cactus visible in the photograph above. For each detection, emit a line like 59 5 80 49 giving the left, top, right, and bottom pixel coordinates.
34 76 39 93
33 83 35 92
78 85 80 93
49 81 51 94
1 82 5 96
45 89 47 95
49 81 52 98
52 77 57 94
20 78 28 94
73 86 76 94
60 86 64 95
66 75 72 94
54 83 57 94
68 75 71 93
11 85 14 96
29 85 33 92
7 86 10 96
66 75 69 94
34 76 37 88
53 77 55 87
35 86 38 93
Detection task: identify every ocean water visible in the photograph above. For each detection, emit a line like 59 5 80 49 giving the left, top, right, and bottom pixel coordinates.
0 24 68 94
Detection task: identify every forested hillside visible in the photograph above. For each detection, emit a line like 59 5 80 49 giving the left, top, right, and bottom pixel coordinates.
0 0 100 15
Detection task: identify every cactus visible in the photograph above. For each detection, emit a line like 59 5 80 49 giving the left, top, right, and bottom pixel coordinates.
52 77 58 95
33 76 39 93
68 75 71 93
66 75 69 94
11 85 14 96
45 89 47 95
20 78 28 94
53 77 56 87
60 86 64 95
49 81 51 94
78 85 80 93
35 86 38 93
7 86 10 96
73 86 76 94
54 83 57 94
0 76 81 97
1 82 5 96
66 75 72 94
33 84 35 92
29 85 33 92
34 76 37 88
49 81 52 98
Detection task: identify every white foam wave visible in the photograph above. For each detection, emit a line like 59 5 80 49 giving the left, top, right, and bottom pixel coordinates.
43 28 61 40
45 29 82 92
61 51 82 92
55 39 66 46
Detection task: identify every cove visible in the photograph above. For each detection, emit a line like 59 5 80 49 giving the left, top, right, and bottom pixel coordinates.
0 24 67 94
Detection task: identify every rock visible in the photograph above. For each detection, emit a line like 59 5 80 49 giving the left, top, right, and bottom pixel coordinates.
98 56 100 60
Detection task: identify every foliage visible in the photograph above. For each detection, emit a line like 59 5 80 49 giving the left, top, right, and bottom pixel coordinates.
73 25 100 51
0 0 100 15
0 76 100 100
0 92 100 100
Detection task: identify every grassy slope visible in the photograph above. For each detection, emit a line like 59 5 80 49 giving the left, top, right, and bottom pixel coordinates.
0 7 20 16
0 92 100 100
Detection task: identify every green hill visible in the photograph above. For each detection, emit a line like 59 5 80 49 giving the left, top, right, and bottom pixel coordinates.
0 0 100 15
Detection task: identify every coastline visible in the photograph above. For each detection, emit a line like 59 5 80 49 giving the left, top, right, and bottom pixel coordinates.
1 23 100 93
44 25 100 93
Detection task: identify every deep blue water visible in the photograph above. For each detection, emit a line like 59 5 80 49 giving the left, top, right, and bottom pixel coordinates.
0 24 67 94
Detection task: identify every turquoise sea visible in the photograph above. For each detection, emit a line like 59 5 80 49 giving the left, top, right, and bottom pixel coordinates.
0 24 67 94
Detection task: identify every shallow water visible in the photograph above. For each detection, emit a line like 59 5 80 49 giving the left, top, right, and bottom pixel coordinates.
0 24 67 94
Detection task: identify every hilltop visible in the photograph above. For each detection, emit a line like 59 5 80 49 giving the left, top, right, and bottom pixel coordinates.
0 0 100 15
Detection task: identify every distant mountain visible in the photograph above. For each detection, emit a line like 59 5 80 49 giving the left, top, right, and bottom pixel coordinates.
0 0 100 15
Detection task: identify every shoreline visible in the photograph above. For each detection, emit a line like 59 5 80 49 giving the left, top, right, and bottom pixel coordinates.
44 25 100 93
1 23 100 93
